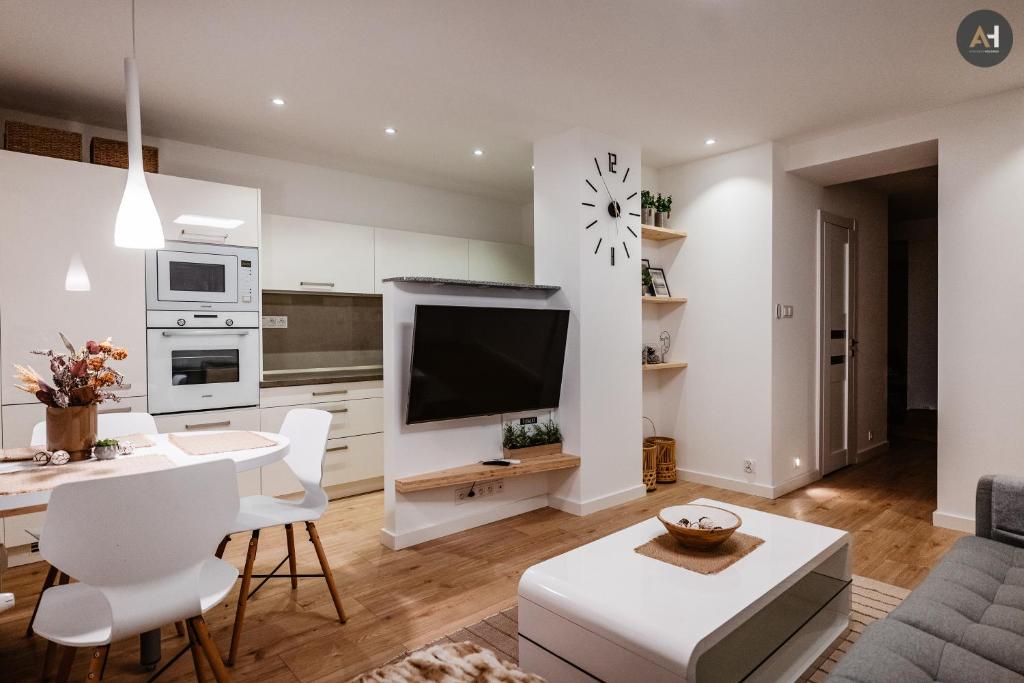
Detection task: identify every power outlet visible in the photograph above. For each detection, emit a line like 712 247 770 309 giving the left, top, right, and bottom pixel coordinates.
261 315 288 329
455 480 504 505
867 430 874 442
743 459 755 474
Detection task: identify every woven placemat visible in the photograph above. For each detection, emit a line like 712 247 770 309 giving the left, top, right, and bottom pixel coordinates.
117 433 156 448
169 430 277 456
0 447 42 463
0 454 174 496
635 532 764 575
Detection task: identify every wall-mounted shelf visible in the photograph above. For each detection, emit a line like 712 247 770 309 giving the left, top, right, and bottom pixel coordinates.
394 452 581 493
643 361 689 372
642 296 687 305
641 225 687 241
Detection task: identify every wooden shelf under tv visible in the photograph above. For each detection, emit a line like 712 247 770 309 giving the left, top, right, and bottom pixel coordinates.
641 224 687 241
643 361 689 372
394 452 581 493
642 296 687 305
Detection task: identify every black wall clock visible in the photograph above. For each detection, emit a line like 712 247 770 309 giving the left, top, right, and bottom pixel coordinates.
582 153 639 266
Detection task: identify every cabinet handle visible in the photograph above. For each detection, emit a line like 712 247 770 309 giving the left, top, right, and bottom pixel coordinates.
326 444 349 452
98 407 132 414
327 408 349 414
162 330 250 337
185 420 231 430
299 281 335 288
312 389 348 397
180 229 228 243
111 383 132 391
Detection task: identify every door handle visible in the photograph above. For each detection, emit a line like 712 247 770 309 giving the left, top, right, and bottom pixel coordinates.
179 230 228 243
161 330 251 337
185 420 231 430
299 281 335 288
312 389 348 397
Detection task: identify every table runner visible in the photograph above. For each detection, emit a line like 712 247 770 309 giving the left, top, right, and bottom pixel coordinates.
0 433 156 463
634 531 764 575
168 430 277 456
0 454 174 496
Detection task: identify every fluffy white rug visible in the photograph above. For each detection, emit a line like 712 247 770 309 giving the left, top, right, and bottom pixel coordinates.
350 641 545 683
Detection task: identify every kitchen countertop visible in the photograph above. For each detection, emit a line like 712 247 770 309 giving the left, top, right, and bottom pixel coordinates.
259 370 383 389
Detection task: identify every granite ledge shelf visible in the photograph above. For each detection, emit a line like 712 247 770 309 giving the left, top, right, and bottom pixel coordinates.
382 276 560 292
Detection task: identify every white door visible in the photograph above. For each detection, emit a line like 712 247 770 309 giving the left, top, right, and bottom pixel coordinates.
821 213 857 476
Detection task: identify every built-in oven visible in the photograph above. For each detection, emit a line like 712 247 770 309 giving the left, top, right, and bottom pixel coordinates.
146 241 258 311
146 311 260 414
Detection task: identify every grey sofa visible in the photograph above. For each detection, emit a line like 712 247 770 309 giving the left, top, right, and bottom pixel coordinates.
830 475 1024 682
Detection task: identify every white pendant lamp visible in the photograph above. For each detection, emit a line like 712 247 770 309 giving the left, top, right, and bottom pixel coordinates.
114 0 164 249
64 253 92 291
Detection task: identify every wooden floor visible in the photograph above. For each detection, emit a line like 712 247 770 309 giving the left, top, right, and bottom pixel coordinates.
0 438 962 682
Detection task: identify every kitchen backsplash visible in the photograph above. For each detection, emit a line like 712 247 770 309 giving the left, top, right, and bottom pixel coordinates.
262 292 382 375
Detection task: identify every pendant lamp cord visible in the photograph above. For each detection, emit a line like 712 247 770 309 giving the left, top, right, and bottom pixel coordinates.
131 0 136 57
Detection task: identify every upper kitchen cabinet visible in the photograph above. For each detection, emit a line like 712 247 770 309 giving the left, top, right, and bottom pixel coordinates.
262 214 375 294
373 228 469 293
467 240 534 284
0 151 146 405
148 173 260 247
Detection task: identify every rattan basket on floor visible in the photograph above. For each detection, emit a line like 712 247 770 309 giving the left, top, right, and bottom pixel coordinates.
647 436 677 483
642 441 658 491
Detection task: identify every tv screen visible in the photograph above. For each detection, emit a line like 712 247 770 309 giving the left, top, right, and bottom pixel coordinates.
406 305 570 424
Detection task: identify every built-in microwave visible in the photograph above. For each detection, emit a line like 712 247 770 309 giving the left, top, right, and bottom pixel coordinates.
145 241 258 311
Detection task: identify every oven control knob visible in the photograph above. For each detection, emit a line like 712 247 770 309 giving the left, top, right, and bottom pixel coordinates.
176 318 186 327
225 318 234 327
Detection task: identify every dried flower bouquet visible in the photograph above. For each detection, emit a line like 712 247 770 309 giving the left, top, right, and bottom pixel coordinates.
13 332 128 408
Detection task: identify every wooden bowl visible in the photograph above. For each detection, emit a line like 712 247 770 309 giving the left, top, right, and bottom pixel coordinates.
657 504 742 550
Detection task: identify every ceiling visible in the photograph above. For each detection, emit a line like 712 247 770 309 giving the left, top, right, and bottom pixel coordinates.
1 1 1021 203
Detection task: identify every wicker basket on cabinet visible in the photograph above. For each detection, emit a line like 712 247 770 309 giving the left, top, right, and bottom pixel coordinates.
642 441 658 492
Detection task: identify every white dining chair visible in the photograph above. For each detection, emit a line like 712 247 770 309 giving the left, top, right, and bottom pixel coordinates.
26 410 161 638
33 459 239 683
217 408 347 666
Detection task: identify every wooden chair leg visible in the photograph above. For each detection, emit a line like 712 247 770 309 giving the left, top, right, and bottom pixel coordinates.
41 640 59 681
227 529 259 666
174 621 187 637
190 616 232 683
285 524 298 590
26 564 59 637
306 521 347 623
215 535 231 560
55 646 75 683
186 619 207 683
85 646 107 681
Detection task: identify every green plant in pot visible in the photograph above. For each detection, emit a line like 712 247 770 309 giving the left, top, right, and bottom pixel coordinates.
641 190 655 225
502 419 563 457
93 438 119 461
654 193 673 227
642 265 654 296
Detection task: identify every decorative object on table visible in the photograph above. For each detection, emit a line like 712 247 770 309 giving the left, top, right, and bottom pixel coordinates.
641 190 655 225
657 504 742 550
89 136 159 173
642 345 661 365
641 261 655 296
648 267 671 297
13 333 129 461
634 529 764 575
3 120 82 161
32 450 71 467
501 419 562 458
117 440 136 456
93 438 119 461
642 440 658 491
654 193 673 227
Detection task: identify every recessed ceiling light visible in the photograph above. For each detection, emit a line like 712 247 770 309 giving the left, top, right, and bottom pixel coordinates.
384 127 397 136
704 138 717 146
271 97 285 106
473 148 484 157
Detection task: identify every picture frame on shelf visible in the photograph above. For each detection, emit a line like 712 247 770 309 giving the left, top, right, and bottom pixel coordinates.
649 267 671 297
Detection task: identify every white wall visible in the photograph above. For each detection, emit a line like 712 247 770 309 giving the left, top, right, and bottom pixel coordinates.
892 218 938 410
656 143 775 494
0 108 527 244
783 87 1024 531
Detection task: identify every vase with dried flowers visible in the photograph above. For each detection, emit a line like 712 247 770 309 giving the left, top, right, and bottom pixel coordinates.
13 333 128 460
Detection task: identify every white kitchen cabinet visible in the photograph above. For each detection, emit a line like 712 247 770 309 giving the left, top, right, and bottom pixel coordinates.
1 396 149 448
259 380 383 408
154 407 262 496
373 228 468 292
148 172 260 247
262 214 374 293
323 433 383 490
260 397 382 441
468 240 534 284
0 152 147 406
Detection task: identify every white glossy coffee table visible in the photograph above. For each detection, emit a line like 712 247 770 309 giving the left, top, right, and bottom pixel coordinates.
518 499 851 682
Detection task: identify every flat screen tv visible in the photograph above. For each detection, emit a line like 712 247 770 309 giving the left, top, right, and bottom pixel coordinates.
406 305 570 424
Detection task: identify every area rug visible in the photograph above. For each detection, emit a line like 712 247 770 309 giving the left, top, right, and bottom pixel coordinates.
351 575 909 682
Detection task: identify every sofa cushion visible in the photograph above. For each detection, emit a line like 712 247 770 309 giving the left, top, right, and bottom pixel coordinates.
831 536 1024 682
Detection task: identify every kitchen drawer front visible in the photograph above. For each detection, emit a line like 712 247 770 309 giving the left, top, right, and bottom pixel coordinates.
2 396 149 448
261 397 382 440
323 433 383 488
3 510 46 548
154 407 261 434
259 380 383 408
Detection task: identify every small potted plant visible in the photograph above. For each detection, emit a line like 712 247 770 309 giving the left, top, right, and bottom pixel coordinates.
654 193 673 227
642 264 654 296
13 333 128 460
641 190 655 225
93 438 119 460
502 419 563 458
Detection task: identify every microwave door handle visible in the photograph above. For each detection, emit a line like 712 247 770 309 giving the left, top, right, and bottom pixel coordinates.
161 330 251 337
